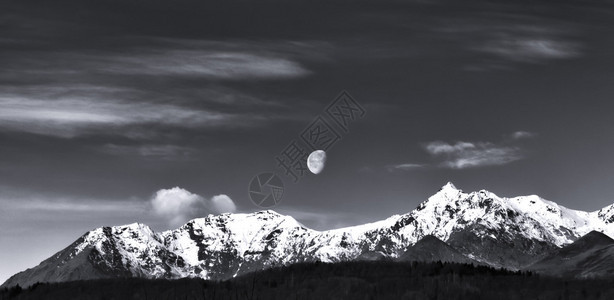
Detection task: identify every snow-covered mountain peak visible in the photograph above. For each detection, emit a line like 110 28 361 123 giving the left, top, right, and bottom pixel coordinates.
116 222 154 232
441 181 460 192
407 184 614 248
425 182 464 204
112 222 158 240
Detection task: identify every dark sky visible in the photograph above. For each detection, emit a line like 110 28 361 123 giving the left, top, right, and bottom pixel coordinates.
2 0 614 282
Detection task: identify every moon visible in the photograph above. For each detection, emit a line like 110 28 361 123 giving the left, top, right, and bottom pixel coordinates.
307 150 327 175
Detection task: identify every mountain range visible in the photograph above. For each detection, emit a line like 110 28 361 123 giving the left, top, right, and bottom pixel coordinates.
4 182 614 288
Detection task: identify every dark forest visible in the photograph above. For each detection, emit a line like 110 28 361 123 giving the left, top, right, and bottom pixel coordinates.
3 261 614 300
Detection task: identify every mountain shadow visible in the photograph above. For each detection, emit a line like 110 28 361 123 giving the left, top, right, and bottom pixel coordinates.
397 235 479 265
528 230 614 278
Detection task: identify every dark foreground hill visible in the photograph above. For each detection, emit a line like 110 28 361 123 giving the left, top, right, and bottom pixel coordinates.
528 231 614 278
397 235 479 265
2 261 614 300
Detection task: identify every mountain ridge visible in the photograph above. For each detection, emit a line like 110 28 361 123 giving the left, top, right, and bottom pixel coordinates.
4 183 614 288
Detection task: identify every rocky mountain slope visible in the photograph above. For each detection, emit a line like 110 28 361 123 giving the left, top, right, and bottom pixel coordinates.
528 231 614 278
4 183 614 288
397 235 478 265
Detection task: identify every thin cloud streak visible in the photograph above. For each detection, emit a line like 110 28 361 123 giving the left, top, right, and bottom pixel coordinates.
433 14 583 70
387 163 426 172
2 196 146 213
424 141 525 169
101 144 197 161
0 87 265 138
0 96 233 137
1 188 237 229
106 50 311 80
390 131 535 171
1 39 317 81
0 39 320 138
478 37 580 63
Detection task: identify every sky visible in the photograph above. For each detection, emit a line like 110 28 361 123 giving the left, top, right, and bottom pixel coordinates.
2 0 614 283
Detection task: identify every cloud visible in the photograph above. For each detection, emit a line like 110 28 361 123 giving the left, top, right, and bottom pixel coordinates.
101 144 197 160
0 186 236 229
0 38 323 138
423 141 524 169
387 163 425 172
0 86 264 138
433 14 583 69
150 187 236 227
2 39 315 81
510 131 538 140
106 50 310 80
478 37 579 63
424 141 476 155
151 187 204 227
4 197 146 213
209 195 237 214
390 131 536 171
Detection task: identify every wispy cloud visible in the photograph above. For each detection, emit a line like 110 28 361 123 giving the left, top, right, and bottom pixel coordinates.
510 131 538 140
424 141 524 169
2 38 316 80
386 163 425 172
0 85 269 138
4 198 146 213
392 132 536 171
434 14 583 69
101 144 197 160
106 50 310 80
0 96 236 138
0 188 147 215
2 187 237 229
0 38 323 138
477 37 579 63
424 141 477 155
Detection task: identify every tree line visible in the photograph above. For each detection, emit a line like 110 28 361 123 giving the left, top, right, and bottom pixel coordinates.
2 260 614 300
